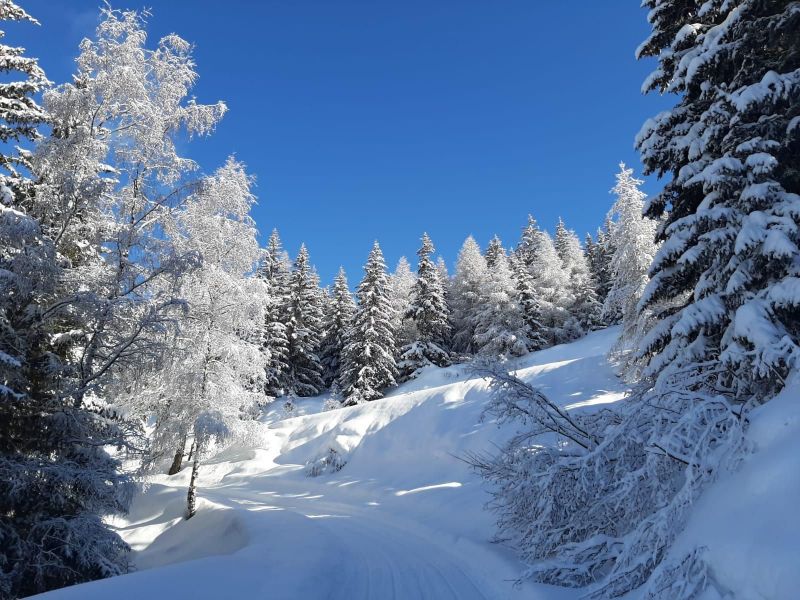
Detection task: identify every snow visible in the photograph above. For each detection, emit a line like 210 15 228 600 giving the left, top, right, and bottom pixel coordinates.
666 377 800 600
31 327 799 599
30 329 619 599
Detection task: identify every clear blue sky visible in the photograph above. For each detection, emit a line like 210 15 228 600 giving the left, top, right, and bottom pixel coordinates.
16 1 672 285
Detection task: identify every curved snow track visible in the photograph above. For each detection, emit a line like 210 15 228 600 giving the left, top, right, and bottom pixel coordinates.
35 329 625 600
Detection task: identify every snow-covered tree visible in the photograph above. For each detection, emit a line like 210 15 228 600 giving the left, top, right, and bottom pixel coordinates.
398 233 451 379
529 229 572 345
147 159 265 516
259 229 292 397
339 242 397 404
319 267 355 387
450 236 488 355
0 8 129 597
604 163 659 372
0 0 47 196
435 256 453 348
479 5 799 599
285 245 325 397
555 220 603 336
473 238 529 358
514 214 541 271
586 217 616 314
485 235 506 268
387 256 417 347
636 0 800 399
3 6 225 595
510 253 546 351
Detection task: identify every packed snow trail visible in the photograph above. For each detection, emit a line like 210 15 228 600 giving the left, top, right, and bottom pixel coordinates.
35 330 626 599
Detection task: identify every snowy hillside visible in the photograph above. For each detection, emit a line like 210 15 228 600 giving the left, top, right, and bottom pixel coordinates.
32 327 800 599
33 329 625 600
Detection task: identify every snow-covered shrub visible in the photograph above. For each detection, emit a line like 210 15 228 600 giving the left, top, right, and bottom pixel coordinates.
472 364 749 598
306 448 347 477
322 398 342 412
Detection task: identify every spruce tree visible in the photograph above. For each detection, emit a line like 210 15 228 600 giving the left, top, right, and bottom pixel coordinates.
510 253 546 351
474 238 529 358
515 214 541 271
339 242 398 404
450 236 488 355
259 229 292 397
556 221 603 336
435 255 453 349
529 229 571 345
636 0 800 398
398 233 451 379
319 267 356 387
387 256 417 347
285 244 325 397
485 235 506 268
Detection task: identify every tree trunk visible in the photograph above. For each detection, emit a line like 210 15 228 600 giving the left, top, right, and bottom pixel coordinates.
167 433 188 475
186 450 200 519
187 439 196 463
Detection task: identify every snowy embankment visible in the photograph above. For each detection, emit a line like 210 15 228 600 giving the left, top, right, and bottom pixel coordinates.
33 327 799 599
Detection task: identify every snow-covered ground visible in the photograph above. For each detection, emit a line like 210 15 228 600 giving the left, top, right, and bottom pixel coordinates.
33 327 800 599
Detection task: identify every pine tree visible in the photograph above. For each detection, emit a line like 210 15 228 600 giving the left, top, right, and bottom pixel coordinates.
556 221 603 336
529 229 572 345
485 235 506 268
398 233 451 379
0 0 47 196
319 267 355 387
589 217 616 312
435 256 453 350
636 0 800 398
604 163 659 372
510 253 546 350
474 238 529 358
450 236 488 355
285 244 325 397
259 229 291 397
387 256 417 347
515 214 541 271
339 242 398 404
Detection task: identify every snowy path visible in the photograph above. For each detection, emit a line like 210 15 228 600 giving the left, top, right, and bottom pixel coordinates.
35 329 625 600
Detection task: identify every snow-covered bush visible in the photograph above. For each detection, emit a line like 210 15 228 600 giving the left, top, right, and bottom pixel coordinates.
306 448 347 477
472 363 749 598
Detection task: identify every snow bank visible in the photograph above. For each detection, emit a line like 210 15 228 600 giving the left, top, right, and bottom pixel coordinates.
666 378 800 600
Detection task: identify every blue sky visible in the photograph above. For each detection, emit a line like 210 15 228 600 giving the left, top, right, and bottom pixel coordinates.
15 1 672 285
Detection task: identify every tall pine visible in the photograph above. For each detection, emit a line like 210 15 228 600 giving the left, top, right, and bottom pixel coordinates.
398 233 451 379
636 0 800 398
319 267 355 388
259 229 291 397
285 244 325 396
339 242 398 404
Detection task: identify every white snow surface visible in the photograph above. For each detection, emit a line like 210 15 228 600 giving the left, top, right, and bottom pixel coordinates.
32 327 799 599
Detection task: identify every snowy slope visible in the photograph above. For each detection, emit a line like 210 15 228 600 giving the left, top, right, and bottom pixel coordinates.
32 328 623 600
32 326 799 599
